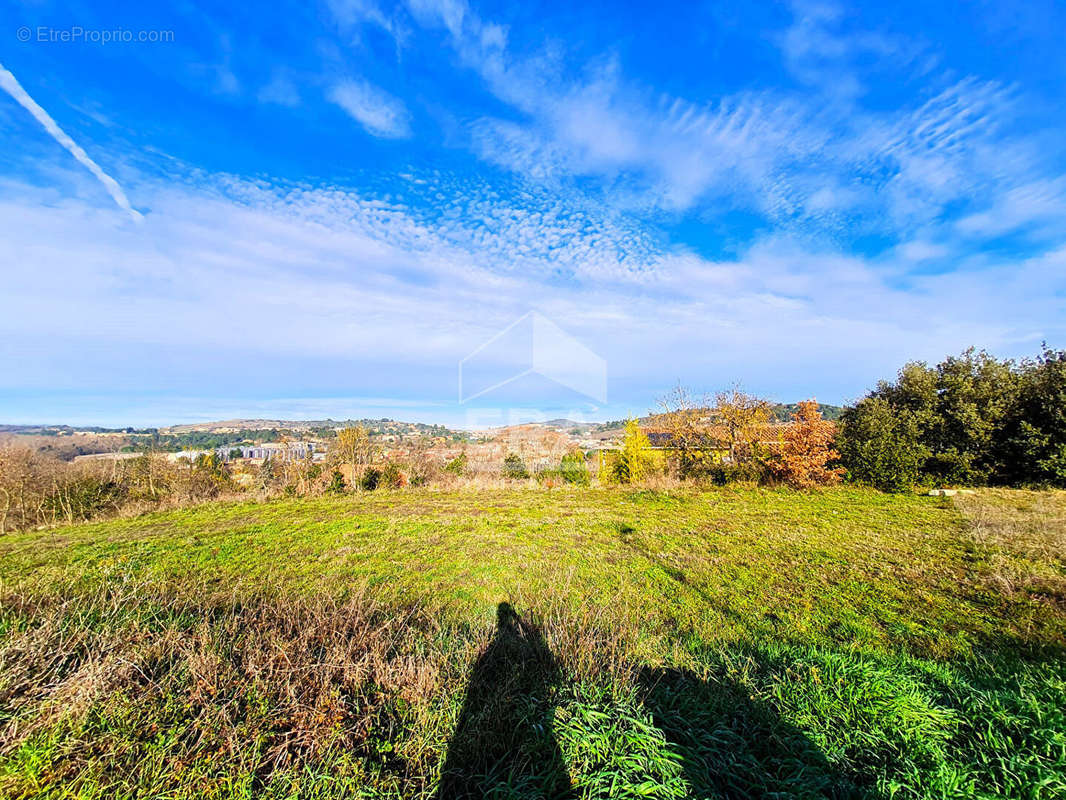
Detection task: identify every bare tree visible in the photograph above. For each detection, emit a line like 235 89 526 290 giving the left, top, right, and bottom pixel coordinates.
0 445 52 531
404 436 439 486
657 383 717 477
334 426 375 487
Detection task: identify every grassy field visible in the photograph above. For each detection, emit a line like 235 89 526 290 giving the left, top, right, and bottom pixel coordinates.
0 487 1063 798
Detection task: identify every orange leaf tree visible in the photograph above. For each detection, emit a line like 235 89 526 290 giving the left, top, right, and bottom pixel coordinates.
771 400 845 488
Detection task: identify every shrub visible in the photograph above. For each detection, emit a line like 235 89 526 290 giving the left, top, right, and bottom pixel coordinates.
502 453 529 479
836 348 1055 489
327 469 346 494
536 469 561 488
361 467 382 491
615 420 654 484
258 455 279 490
444 453 467 476
924 350 1018 483
596 451 618 485
175 452 232 500
381 462 408 489
1000 347 1066 486
405 438 439 486
43 473 127 524
706 460 768 486
559 451 590 486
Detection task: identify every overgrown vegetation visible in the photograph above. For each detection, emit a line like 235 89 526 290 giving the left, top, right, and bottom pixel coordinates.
0 446 245 533
613 419 656 484
0 487 1063 798
559 451 590 486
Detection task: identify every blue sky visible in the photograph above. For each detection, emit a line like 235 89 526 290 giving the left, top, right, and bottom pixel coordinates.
2 0 1065 427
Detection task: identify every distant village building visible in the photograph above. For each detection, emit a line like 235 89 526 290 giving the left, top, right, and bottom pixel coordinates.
225 441 321 462
160 441 323 464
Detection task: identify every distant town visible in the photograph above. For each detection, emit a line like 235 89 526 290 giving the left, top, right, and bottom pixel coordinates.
0 404 845 485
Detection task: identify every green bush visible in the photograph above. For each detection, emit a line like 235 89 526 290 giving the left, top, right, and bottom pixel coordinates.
444 453 467 476
502 453 529 479
1001 347 1066 486
44 475 127 523
559 452 590 486
327 469 346 494
614 419 654 484
381 462 407 489
837 397 928 492
361 467 382 491
837 347 1066 490
706 460 769 486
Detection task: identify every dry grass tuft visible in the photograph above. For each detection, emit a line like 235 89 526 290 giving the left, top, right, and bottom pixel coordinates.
954 490 1066 558
0 580 649 797
954 490 1066 603
0 585 453 785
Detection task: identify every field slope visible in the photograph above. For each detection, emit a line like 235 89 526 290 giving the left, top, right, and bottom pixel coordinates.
1 487 1064 798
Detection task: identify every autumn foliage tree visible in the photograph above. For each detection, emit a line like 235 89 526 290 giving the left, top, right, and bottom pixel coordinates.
770 400 845 488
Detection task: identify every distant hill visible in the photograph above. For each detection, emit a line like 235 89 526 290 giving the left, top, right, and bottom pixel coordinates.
159 418 466 437
0 418 476 460
769 403 844 421
2 405 846 447
156 419 473 445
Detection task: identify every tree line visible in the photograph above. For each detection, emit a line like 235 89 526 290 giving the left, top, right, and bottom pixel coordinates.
837 346 1066 491
648 345 1066 492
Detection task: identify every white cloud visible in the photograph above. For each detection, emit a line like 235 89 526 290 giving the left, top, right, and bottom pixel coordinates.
778 0 916 99
397 0 1065 253
327 79 411 138
0 63 141 221
328 0 393 30
895 240 949 262
407 0 469 40
955 178 1066 240
1 160 1063 418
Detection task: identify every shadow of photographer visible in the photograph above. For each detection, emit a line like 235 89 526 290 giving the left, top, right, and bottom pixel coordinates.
434 602 574 799
436 602 866 799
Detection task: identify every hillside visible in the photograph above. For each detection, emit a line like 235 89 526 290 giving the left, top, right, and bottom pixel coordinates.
0 488 1063 798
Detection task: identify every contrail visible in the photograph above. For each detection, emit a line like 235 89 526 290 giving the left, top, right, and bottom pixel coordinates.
0 62 142 221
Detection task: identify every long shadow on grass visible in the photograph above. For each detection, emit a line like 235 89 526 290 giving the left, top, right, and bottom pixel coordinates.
435 601 871 799
637 665 872 799
435 602 574 799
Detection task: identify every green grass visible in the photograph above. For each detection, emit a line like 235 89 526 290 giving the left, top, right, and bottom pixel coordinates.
1 487 1064 798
